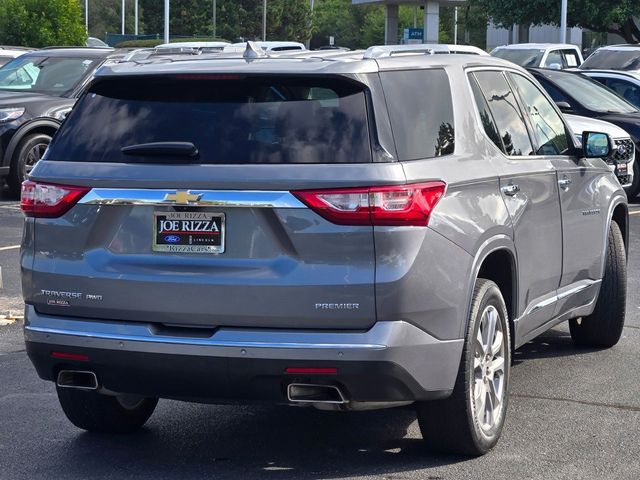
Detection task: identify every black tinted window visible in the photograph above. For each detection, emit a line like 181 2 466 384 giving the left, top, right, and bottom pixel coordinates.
380 69 454 160
47 76 371 164
469 74 504 152
473 71 533 156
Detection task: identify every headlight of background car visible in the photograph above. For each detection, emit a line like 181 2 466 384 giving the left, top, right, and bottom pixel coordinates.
0 107 25 123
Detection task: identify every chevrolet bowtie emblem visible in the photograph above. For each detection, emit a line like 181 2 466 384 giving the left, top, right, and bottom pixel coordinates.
164 191 202 204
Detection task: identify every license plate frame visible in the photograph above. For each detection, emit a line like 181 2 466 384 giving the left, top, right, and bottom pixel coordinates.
153 211 225 254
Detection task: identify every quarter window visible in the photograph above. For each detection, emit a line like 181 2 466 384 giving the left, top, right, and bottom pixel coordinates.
468 74 504 152
472 71 533 156
380 69 455 160
510 73 570 155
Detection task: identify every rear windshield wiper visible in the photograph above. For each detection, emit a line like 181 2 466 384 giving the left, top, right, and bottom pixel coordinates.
121 142 199 157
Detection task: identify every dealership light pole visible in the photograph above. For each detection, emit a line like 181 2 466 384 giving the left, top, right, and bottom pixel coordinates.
213 0 217 38
164 0 170 44
121 0 125 35
134 0 139 36
262 0 267 41
560 0 567 43
85 0 88 32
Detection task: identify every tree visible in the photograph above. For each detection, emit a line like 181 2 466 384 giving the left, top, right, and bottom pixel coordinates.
471 0 640 43
0 0 86 47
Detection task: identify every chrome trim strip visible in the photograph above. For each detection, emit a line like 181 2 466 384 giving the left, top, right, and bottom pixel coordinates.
523 279 601 316
78 189 306 208
556 279 601 300
25 325 386 350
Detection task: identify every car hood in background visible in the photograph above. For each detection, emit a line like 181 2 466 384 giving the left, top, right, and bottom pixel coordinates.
564 114 631 139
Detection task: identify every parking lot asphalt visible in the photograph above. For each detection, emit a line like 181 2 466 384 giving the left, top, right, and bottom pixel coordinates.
1 187 640 480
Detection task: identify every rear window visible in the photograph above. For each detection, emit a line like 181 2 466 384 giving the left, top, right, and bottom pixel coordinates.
380 69 454 160
47 76 372 164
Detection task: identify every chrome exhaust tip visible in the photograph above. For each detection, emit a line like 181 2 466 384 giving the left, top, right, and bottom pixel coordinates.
287 383 347 404
56 370 98 390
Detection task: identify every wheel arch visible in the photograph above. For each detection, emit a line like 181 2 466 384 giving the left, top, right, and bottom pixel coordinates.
611 201 628 257
465 236 518 352
3 117 61 167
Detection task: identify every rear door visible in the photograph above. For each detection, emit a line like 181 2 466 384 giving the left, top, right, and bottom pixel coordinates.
27 74 388 330
469 70 563 342
508 72 608 315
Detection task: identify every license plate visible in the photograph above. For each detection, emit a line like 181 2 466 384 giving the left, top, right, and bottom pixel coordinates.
153 211 225 254
616 163 628 174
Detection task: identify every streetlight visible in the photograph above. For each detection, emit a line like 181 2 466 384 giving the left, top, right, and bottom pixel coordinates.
121 0 125 35
134 0 139 36
164 0 170 44
213 0 217 39
560 0 567 43
85 0 88 32
262 0 267 41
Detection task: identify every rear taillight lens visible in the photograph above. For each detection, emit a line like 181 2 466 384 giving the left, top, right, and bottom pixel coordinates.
293 182 446 226
21 181 90 218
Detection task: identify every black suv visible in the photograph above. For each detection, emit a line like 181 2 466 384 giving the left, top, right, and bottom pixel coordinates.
0 47 119 196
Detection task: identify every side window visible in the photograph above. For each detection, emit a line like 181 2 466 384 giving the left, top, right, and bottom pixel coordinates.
468 74 504 152
562 50 580 68
606 78 640 108
473 71 533 156
543 50 564 68
510 73 570 155
380 69 454 160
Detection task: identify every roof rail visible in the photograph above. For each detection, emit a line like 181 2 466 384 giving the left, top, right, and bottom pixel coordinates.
363 44 448 59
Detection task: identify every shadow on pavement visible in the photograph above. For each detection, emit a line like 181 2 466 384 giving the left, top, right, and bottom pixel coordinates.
58 405 468 479
512 327 600 364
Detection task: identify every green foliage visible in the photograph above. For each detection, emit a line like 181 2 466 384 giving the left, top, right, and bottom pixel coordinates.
115 37 229 48
471 0 640 43
0 0 86 47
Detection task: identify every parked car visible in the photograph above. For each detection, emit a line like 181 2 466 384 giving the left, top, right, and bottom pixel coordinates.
581 44 640 71
224 41 306 52
529 67 640 198
0 47 120 196
0 46 31 67
22 47 627 456
564 114 635 193
156 41 230 53
580 70 640 108
86 37 109 48
491 43 583 69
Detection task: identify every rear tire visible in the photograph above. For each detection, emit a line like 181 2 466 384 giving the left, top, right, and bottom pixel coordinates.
417 279 511 456
56 386 158 433
569 221 626 348
6 133 51 197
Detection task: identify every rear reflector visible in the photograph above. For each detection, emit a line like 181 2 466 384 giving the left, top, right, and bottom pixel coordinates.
21 181 90 218
292 182 446 226
285 367 338 374
51 351 90 362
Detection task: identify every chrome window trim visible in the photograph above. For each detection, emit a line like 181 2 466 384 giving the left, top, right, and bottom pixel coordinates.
78 188 307 208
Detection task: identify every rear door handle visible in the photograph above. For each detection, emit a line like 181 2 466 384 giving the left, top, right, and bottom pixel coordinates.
558 177 572 189
501 184 520 196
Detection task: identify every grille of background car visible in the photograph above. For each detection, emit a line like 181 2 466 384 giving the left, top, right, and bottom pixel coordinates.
610 139 635 164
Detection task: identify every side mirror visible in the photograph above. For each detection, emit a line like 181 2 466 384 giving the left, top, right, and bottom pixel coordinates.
555 101 573 113
547 62 562 70
582 131 612 158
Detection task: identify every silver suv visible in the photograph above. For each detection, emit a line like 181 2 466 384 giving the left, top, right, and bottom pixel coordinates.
21 45 628 456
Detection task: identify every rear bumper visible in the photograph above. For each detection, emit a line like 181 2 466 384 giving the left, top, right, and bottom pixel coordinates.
24 305 463 403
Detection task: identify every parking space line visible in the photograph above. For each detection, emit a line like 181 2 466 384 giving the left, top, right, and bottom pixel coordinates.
512 393 640 412
0 245 20 251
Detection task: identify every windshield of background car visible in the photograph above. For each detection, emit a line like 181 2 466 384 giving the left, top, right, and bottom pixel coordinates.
550 72 638 113
0 55 98 95
46 75 372 164
581 49 640 70
491 48 544 67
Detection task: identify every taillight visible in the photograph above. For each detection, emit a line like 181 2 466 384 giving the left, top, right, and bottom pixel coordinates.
21 180 90 218
292 182 445 226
